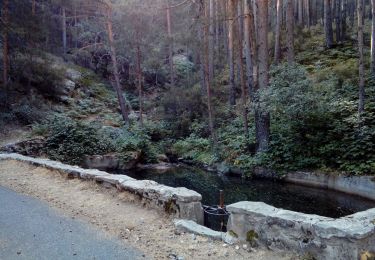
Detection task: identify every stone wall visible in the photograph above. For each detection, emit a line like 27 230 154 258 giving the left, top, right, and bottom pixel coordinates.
0 153 204 224
226 201 375 260
285 171 375 201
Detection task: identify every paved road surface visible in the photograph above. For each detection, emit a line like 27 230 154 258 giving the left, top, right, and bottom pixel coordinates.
0 186 144 260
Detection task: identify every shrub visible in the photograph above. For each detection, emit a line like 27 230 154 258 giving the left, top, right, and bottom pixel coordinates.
172 136 216 165
43 116 113 165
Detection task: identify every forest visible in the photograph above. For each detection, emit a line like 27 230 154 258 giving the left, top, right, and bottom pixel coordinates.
1 0 375 177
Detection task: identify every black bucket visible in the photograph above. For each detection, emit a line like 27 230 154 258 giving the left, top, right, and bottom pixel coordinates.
203 205 230 232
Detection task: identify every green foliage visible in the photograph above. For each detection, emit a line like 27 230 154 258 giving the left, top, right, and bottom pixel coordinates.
173 54 194 78
35 115 161 165
172 135 216 165
43 116 113 165
13 55 66 99
12 103 45 125
257 63 375 175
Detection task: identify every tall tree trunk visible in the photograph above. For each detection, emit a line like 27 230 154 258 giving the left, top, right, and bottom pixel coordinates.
62 7 67 54
342 0 347 40
237 1 249 138
298 0 304 25
2 0 9 90
215 0 220 51
197 2 206 94
305 0 311 27
371 0 375 74
324 0 334 48
274 0 282 64
256 0 270 153
203 0 217 145
166 1 175 88
350 0 355 26
105 4 129 123
209 0 215 81
244 0 255 100
358 0 365 113
136 33 143 127
336 0 342 42
286 0 295 64
32 0 36 15
223 1 229 58
228 0 236 106
74 3 78 48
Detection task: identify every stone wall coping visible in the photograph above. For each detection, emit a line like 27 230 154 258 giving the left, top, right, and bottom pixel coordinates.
227 201 375 240
0 153 202 203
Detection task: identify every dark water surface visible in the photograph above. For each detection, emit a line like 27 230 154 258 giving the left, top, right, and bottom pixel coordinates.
116 165 375 218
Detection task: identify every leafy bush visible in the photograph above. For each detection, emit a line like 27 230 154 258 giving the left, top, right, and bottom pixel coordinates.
42 116 113 165
12 104 45 125
257 63 375 175
172 135 216 165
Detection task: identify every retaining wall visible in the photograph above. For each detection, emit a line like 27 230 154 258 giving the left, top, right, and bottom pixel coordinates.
227 201 375 260
0 153 204 224
285 171 375 201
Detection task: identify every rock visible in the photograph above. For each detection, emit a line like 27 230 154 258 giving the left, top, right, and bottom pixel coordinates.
136 163 174 173
235 245 240 250
215 162 231 175
83 152 141 171
1 137 46 157
95 174 135 186
83 154 119 170
157 154 169 163
223 233 238 245
62 79 76 94
174 219 224 240
120 180 202 203
118 151 141 170
253 167 279 179
65 68 82 81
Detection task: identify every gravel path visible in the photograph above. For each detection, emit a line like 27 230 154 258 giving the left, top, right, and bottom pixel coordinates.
0 159 296 260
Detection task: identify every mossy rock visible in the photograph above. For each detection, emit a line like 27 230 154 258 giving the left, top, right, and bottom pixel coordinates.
164 199 176 214
228 230 238 238
246 230 259 242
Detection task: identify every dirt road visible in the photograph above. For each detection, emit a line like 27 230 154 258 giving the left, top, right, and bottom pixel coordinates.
0 159 295 260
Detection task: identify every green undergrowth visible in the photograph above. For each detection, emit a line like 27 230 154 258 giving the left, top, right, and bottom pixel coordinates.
169 40 375 176
32 115 160 165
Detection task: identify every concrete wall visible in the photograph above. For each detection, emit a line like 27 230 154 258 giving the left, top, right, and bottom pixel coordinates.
0 153 204 224
226 201 375 260
285 171 375 201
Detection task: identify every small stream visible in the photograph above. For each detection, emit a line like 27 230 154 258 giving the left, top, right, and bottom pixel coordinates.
113 165 375 219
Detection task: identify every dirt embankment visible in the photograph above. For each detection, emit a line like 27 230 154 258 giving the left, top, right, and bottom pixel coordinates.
0 160 295 260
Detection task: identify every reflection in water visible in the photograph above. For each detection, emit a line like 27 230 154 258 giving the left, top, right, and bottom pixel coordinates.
115 165 375 218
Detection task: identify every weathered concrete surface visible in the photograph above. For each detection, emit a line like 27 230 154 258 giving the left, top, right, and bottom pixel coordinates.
285 171 375 201
174 219 224 240
119 179 203 224
227 201 375 260
0 153 204 224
